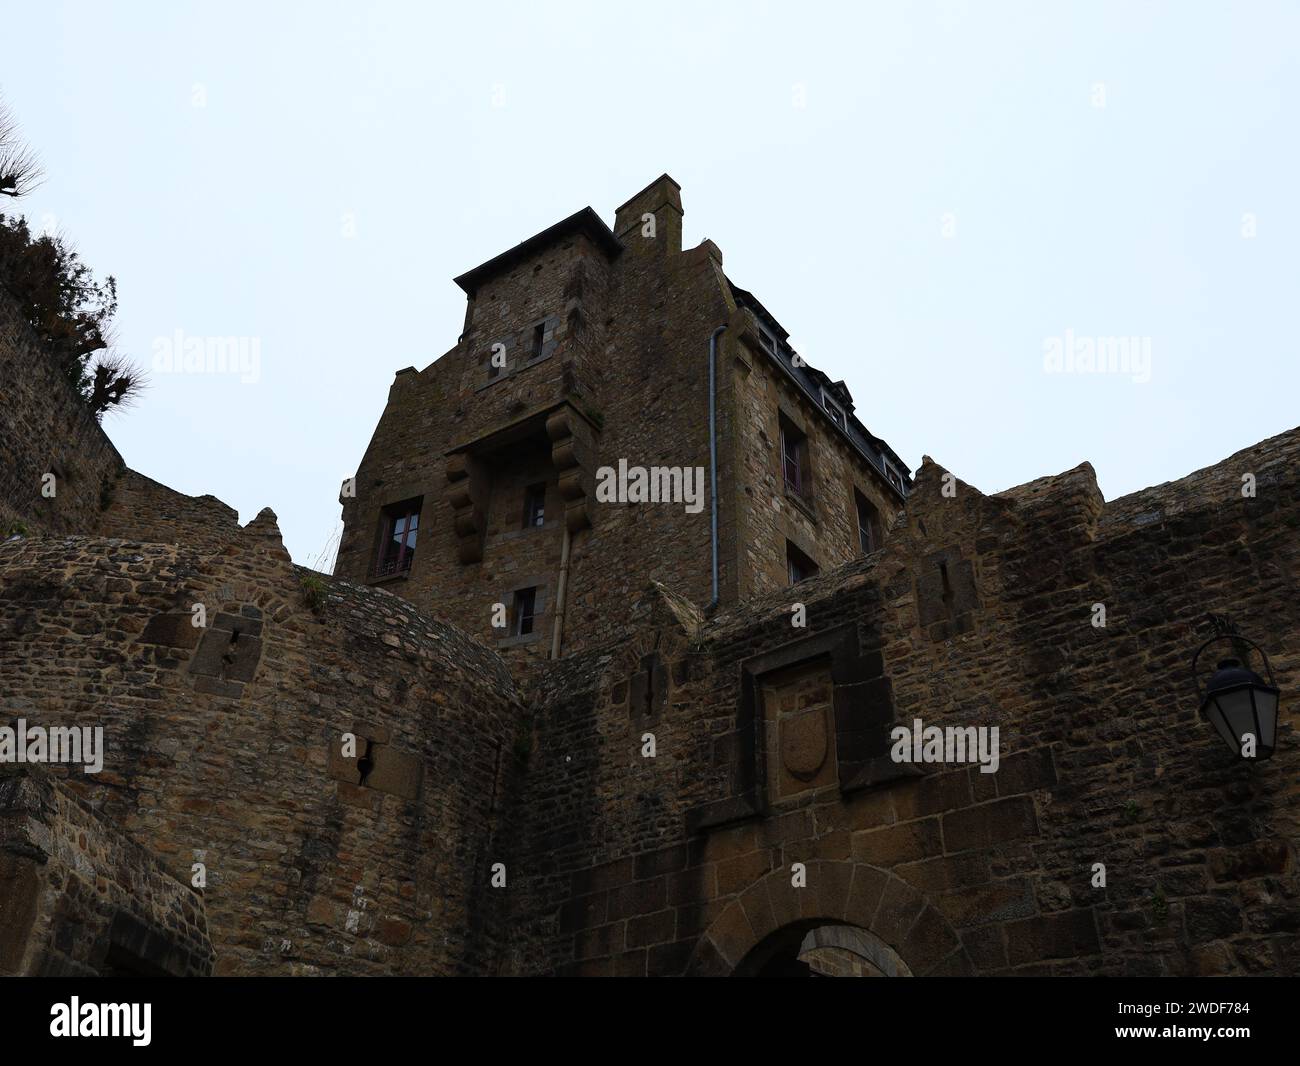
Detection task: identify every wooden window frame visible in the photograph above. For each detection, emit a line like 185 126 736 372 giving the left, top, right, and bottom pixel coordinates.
375 499 422 578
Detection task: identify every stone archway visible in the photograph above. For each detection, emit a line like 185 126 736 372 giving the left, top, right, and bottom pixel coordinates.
685 860 972 977
796 924 912 977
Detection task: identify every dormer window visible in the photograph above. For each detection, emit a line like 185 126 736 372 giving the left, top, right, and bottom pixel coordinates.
759 328 776 355
821 389 845 429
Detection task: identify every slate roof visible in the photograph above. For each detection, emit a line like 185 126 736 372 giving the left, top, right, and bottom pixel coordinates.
726 277 911 497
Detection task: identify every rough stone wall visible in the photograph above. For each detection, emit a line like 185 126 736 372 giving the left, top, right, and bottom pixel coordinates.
5 177 1296 980
507 426 1300 976
0 767 213 977
726 322 901 597
96 468 242 554
0 287 124 537
335 231 615 665
334 176 904 663
0 288 245 555
0 511 525 975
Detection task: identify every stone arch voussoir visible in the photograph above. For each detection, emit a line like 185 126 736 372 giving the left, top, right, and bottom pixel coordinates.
686 859 973 977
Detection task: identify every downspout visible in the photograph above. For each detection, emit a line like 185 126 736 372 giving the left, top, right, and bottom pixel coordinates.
707 324 728 611
550 522 572 659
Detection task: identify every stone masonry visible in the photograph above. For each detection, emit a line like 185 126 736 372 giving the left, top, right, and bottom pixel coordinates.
334 176 908 667
0 177 1296 976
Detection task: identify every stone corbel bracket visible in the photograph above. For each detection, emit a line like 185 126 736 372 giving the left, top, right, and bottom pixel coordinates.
445 452 485 563
547 406 596 533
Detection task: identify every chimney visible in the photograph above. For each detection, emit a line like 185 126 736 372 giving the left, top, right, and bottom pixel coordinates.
613 174 683 256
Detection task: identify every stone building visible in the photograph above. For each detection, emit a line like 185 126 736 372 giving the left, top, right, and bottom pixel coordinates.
333 176 910 664
1 187 1297 978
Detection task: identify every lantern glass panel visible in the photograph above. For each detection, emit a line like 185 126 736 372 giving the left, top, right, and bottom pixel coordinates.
1216 688 1258 751
1256 688 1279 749
1206 698 1240 753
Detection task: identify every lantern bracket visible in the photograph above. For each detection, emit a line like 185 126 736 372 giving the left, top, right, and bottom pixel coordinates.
1190 615 1277 703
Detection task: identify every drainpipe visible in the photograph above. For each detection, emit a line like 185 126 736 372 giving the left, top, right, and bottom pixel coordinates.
707 324 728 610
550 522 572 659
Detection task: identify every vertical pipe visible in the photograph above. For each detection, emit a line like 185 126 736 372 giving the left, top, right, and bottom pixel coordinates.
707 324 728 610
550 521 572 659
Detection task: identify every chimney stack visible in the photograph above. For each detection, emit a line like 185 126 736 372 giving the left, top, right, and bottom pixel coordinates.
613 174 683 256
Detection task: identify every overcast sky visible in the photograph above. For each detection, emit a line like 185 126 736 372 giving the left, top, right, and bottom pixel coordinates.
5 1 1297 567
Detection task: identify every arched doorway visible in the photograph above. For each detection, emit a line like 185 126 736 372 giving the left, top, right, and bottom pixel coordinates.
738 920 913 977
686 861 970 977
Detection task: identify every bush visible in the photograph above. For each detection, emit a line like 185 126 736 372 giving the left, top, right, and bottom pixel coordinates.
0 213 143 418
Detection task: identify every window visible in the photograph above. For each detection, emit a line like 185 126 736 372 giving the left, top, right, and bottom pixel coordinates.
884 464 905 493
855 490 881 554
821 390 845 429
786 542 819 585
530 322 546 361
522 483 546 529
779 416 811 498
376 499 421 577
484 342 505 381
513 587 538 636
758 329 776 354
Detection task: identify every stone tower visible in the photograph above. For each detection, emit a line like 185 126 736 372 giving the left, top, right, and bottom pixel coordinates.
334 175 909 665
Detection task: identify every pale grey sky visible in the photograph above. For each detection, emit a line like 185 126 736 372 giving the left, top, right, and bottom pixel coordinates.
5 1 1297 565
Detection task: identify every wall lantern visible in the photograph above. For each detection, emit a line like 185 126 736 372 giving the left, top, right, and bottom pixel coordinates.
1192 614 1281 761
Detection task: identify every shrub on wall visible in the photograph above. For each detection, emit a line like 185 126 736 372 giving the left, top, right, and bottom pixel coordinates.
0 213 143 419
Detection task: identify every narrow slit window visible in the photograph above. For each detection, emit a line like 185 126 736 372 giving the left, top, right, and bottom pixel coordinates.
531 323 546 360
855 490 881 554
522 483 546 529
779 416 810 499
513 587 538 636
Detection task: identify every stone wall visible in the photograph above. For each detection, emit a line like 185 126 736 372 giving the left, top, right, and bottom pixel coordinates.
0 287 123 537
4 176 1296 979
0 286 245 554
0 767 213 976
726 316 901 598
0 510 526 975
96 468 241 554
334 176 903 665
505 426 1300 975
